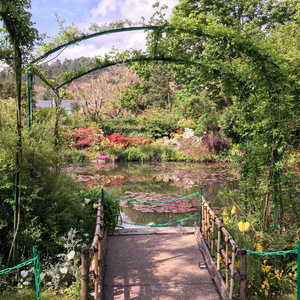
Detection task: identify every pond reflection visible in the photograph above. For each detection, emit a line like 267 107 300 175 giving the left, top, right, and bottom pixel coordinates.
73 161 240 227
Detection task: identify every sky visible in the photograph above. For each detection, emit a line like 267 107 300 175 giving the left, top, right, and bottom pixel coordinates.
30 0 180 63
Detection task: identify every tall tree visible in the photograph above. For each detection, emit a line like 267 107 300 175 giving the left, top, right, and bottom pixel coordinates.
70 65 142 120
0 0 39 265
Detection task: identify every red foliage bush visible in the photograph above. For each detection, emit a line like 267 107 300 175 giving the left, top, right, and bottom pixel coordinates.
70 127 153 150
71 126 104 149
107 134 153 149
127 137 153 147
107 133 129 148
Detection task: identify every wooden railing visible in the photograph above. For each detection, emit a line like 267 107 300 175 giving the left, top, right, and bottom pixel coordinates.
80 196 105 300
196 196 247 300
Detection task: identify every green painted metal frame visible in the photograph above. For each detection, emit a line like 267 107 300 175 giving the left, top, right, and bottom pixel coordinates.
27 25 281 229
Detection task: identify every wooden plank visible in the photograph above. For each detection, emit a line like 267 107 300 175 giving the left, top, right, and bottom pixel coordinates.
194 227 230 300
113 227 195 236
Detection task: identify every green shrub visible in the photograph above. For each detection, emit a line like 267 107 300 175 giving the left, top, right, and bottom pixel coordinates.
137 108 177 139
161 146 181 161
80 188 120 233
98 118 142 135
107 147 124 161
123 147 141 161
61 149 90 164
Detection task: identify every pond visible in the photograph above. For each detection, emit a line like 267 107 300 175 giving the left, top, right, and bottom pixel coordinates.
69 161 240 227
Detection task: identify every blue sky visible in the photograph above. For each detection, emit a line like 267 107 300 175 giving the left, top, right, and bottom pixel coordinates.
30 0 179 62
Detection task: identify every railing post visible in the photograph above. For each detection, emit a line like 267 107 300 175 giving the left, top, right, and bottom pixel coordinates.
199 188 202 230
33 247 41 300
217 221 221 271
240 249 247 300
203 205 207 240
207 202 211 248
229 245 236 300
81 246 90 300
225 235 229 289
211 217 215 251
94 243 99 300
297 241 300 300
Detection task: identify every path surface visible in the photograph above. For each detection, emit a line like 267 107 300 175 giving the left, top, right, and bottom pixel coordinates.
103 227 221 300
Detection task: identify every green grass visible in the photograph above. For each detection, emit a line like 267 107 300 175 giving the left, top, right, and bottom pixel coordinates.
1 290 69 300
280 294 297 300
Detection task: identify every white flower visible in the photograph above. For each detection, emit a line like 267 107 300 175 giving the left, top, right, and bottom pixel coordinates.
20 270 28 278
23 281 30 286
93 203 98 209
67 250 75 260
59 267 68 274
183 128 194 139
84 198 91 204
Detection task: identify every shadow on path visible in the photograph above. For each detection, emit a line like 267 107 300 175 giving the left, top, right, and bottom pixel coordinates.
103 230 221 300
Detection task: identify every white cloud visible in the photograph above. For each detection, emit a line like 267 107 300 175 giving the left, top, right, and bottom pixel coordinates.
90 0 179 23
45 30 148 62
91 0 117 18
50 43 112 61
33 0 179 63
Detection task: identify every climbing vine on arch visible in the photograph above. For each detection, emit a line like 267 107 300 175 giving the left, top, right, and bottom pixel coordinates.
27 1 299 233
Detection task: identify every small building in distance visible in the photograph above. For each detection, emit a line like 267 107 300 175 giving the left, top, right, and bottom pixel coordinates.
35 100 87 114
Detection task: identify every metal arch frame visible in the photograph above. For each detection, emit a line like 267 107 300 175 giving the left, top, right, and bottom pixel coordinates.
27 25 281 230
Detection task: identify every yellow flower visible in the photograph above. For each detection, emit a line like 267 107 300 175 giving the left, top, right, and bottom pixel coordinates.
289 273 293 277
244 222 250 232
265 292 268 296
248 285 251 288
262 284 265 289
239 221 250 232
254 292 257 295
257 243 263 252
231 205 236 214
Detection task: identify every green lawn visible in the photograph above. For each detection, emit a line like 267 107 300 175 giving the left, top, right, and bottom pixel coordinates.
1 290 69 300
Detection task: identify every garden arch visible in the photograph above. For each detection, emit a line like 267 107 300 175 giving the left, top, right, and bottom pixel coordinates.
27 25 283 228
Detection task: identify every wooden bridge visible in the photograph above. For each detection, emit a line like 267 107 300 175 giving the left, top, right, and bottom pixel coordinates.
80 192 247 300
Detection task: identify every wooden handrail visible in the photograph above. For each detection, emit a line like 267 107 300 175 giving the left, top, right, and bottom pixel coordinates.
200 196 246 300
81 197 104 300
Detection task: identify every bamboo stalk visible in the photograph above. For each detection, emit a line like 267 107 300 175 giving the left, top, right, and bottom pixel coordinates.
229 245 236 300
201 200 205 234
211 217 215 251
217 222 221 271
81 246 90 300
94 244 99 300
225 234 229 289
207 202 211 247
240 249 247 300
203 205 207 240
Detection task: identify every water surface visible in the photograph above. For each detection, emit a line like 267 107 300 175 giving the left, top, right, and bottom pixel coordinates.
72 161 239 227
